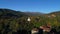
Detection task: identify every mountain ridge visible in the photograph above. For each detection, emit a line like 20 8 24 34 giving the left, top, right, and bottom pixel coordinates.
0 8 60 16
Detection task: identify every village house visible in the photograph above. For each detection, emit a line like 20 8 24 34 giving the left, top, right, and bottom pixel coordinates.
40 25 51 32
31 28 38 34
31 24 51 34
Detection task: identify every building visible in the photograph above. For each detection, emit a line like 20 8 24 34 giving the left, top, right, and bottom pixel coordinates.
31 28 38 34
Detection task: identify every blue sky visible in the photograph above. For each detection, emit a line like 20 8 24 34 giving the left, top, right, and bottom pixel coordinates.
0 0 60 13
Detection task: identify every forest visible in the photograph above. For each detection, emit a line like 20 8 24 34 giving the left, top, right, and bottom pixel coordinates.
0 9 60 34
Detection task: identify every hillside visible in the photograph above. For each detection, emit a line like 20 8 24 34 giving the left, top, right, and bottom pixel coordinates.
49 11 60 16
0 9 34 34
0 9 60 34
0 9 27 19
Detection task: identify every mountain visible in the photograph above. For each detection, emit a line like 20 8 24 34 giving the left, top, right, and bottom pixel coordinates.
0 9 27 19
49 11 60 15
0 8 60 17
24 12 44 16
44 11 60 17
0 9 45 19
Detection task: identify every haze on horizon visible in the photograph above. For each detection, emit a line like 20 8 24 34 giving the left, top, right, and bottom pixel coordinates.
0 0 60 13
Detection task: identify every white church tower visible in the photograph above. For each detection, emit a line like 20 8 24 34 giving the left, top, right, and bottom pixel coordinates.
27 17 31 22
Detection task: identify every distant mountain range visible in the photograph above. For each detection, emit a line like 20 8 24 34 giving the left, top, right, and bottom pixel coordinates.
24 12 44 16
0 8 60 17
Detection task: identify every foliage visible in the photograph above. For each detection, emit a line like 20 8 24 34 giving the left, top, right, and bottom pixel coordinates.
0 9 60 34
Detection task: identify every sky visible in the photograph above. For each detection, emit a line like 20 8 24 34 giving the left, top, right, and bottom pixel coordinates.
0 0 60 13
